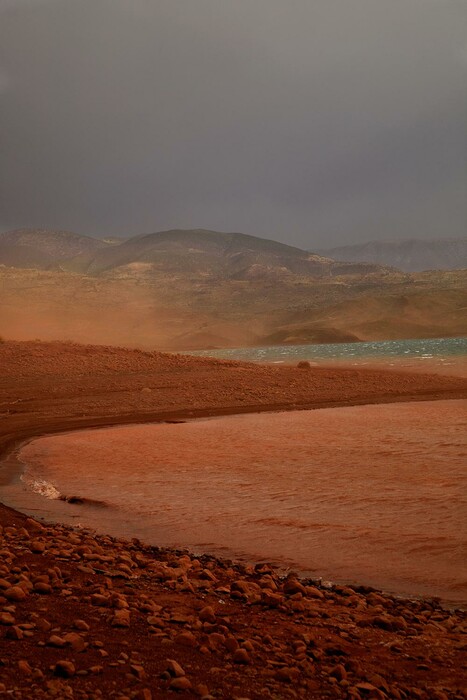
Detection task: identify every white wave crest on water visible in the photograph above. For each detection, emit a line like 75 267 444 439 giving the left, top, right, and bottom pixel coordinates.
21 473 61 500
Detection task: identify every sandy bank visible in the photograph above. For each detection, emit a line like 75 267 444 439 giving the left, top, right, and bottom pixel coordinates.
1 340 467 699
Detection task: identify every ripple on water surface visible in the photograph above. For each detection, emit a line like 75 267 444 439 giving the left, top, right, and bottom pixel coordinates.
7 399 467 605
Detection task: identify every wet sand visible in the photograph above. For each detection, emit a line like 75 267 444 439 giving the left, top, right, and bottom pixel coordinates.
1 340 467 699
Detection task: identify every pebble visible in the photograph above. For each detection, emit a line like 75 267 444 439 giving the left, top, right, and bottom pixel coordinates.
199 605 216 624
30 539 46 553
169 676 192 691
17 659 32 675
112 609 131 627
53 660 76 678
176 631 198 647
6 625 23 640
4 586 27 601
166 659 185 677
36 618 52 632
0 611 15 625
131 664 147 681
232 648 250 664
25 518 45 532
63 632 86 652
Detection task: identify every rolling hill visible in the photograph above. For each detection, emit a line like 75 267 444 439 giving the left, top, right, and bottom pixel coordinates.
0 229 110 270
0 228 390 278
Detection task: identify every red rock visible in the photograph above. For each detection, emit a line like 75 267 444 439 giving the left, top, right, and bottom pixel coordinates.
48 634 66 647
241 639 255 652
225 636 239 653
372 614 397 631
233 648 250 664
25 518 45 532
6 626 23 640
54 660 76 678
0 612 15 625
147 615 163 627
199 606 216 624
91 593 109 606
176 631 198 648
199 569 218 582
64 632 86 652
261 590 284 607
36 618 52 632
34 581 52 594
72 619 90 631
112 609 130 627
282 578 307 595
169 676 192 691
305 585 325 599
4 586 27 601
166 659 185 677
274 667 296 683
136 690 153 700
330 664 347 681
18 660 32 675
230 579 262 603
131 664 147 680
30 539 46 553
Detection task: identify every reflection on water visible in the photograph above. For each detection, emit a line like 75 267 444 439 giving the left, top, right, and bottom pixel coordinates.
6 400 467 605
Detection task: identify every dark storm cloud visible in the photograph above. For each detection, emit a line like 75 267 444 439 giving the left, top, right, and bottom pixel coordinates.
0 0 466 248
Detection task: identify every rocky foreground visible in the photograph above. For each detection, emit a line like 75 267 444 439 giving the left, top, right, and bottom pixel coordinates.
1 340 467 699
0 505 466 700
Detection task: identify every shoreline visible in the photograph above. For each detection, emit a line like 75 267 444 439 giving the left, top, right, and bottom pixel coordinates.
4 398 467 610
1 340 467 698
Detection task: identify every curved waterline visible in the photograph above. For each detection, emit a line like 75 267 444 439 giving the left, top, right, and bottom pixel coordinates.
8 399 467 607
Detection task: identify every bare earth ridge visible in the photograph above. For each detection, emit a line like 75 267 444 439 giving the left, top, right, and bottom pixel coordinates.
0 340 466 700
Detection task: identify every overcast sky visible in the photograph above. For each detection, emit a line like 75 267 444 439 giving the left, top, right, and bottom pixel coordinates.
0 0 466 248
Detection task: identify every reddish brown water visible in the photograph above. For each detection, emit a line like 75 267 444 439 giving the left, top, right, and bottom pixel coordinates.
8 400 467 605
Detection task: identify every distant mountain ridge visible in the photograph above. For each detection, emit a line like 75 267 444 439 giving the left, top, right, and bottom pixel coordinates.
318 238 467 272
0 229 109 270
0 228 390 278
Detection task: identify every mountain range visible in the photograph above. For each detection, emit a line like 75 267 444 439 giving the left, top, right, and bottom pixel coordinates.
0 228 390 278
0 228 466 349
318 238 467 273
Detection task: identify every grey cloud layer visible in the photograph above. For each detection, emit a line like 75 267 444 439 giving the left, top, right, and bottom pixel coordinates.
1 0 466 247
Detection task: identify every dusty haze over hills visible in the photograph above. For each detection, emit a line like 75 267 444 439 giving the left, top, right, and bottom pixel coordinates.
1 0 466 248
319 238 467 273
1 228 466 350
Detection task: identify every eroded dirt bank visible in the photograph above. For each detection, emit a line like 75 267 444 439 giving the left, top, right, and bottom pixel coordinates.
1 340 467 700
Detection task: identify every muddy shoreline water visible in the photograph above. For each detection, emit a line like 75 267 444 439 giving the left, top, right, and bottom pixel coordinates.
7 400 467 607
1 340 467 699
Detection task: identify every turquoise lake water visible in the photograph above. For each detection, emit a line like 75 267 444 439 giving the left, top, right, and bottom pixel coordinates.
188 336 467 370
